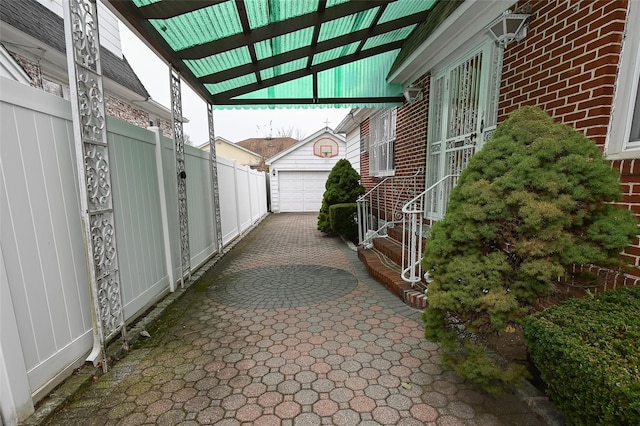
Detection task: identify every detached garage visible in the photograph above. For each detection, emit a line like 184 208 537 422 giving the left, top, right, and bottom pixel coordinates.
267 128 346 213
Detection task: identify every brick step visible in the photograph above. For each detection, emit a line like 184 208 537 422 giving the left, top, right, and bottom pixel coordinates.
358 246 428 310
372 234 403 266
386 224 429 252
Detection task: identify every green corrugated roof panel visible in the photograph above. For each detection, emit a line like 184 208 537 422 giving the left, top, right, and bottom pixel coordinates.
206 73 257 95
379 0 438 24
326 0 350 8
260 58 308 80
236 75 314 100
254 27 314 60
185 46 252 78
150 1 243 51
318 7 380 42
245 0 319 29
317 50 403 98
362 25 416 50
312 42 359 66
132 0 158 7
109 0 437 107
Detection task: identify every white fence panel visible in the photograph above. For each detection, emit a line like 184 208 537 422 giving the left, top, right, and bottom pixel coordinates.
235 162 252 234
107 118 170 320
0 80 92 397
1 77 267 424
217 157 240 245
184 145 216 269
159 134 181 284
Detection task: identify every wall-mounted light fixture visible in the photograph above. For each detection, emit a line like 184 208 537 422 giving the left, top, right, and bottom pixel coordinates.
487 10 531 47
403 86 423 103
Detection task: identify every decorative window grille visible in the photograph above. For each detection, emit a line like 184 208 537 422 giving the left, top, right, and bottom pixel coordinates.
425 41 500 218
370 107 396 177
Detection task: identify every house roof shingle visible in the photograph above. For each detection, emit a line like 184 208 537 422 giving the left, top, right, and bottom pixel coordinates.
0 0 149 98
236 137 299 160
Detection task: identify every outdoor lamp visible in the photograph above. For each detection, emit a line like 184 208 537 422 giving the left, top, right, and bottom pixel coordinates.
487 10 531 47
403 86 423 103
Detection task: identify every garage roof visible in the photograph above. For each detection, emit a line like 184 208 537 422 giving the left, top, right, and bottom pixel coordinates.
105 0 441 109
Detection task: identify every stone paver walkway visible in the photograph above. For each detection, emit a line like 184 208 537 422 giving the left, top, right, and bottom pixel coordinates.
45 213 547 425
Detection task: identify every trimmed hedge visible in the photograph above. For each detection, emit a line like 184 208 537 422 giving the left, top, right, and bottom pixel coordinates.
329 203 358 240
524 286 640 425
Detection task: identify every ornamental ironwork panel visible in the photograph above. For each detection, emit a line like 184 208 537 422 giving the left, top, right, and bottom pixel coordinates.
63 0 126 372
208 105 224 253
170 70 191 284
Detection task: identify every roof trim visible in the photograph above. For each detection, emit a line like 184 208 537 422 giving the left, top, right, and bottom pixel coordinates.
388 0 516 84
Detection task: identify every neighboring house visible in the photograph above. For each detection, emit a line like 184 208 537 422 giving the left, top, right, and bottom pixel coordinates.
0 0 173 136
199 137 262 169
355 0 639 288
236 137 299 172
267 128 345 213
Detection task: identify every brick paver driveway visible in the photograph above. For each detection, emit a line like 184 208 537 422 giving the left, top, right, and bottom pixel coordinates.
46 213 547 425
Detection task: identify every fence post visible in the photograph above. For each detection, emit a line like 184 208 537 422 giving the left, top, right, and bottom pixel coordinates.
233 161 242 236
247 169 255 224
63 0 127 371
151 128 176 292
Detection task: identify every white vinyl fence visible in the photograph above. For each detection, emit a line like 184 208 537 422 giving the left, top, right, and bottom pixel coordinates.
0 78 267 424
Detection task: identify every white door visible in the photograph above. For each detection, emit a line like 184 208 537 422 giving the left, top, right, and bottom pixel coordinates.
279 171 329 212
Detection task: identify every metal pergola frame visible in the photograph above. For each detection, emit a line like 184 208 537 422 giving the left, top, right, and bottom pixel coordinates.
103 0 438 106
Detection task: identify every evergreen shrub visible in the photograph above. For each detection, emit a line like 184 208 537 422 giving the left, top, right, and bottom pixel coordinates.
329 203 358 240
318 159 364 233
524 286 640 425
421 106 638 393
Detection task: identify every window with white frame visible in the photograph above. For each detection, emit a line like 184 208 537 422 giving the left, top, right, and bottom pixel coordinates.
369 107 396 177
607 0 640 157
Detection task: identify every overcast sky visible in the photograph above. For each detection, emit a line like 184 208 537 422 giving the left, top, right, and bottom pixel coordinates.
118 23 351 145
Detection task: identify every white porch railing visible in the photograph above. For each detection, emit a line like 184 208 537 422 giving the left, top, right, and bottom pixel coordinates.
357 171 421 247
401 174 459 284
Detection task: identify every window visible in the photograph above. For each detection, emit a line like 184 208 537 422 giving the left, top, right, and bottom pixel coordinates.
370 107 396 177
42 76 69 99
607 1 640 158
425 40 500 218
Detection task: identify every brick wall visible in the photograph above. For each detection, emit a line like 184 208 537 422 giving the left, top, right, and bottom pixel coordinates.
499 0 639 278
359 72 430 221
360 117 373 190
499 0 627 147
394 72 430 190
360 71 430 214
105 93 149 129
9 51 43 89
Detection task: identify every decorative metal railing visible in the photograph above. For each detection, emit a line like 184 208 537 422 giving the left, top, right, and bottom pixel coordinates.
357 171 421 247
401 174 459 284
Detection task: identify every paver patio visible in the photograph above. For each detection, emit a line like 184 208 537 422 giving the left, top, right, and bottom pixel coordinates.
44 213 549 425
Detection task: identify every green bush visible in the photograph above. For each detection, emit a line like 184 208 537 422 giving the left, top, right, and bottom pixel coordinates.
421 106 638 393
329 203 358 240
318 159 364 233
524 286 640 425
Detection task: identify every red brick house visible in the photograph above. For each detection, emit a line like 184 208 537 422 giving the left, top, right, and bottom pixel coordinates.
348 0 639 303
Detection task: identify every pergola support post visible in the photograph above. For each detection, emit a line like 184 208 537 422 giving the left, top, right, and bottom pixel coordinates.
63 0 127 372
207 104 224 253
170 68 190 287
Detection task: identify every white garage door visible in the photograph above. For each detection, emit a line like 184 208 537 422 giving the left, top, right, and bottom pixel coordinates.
279 171 329 212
